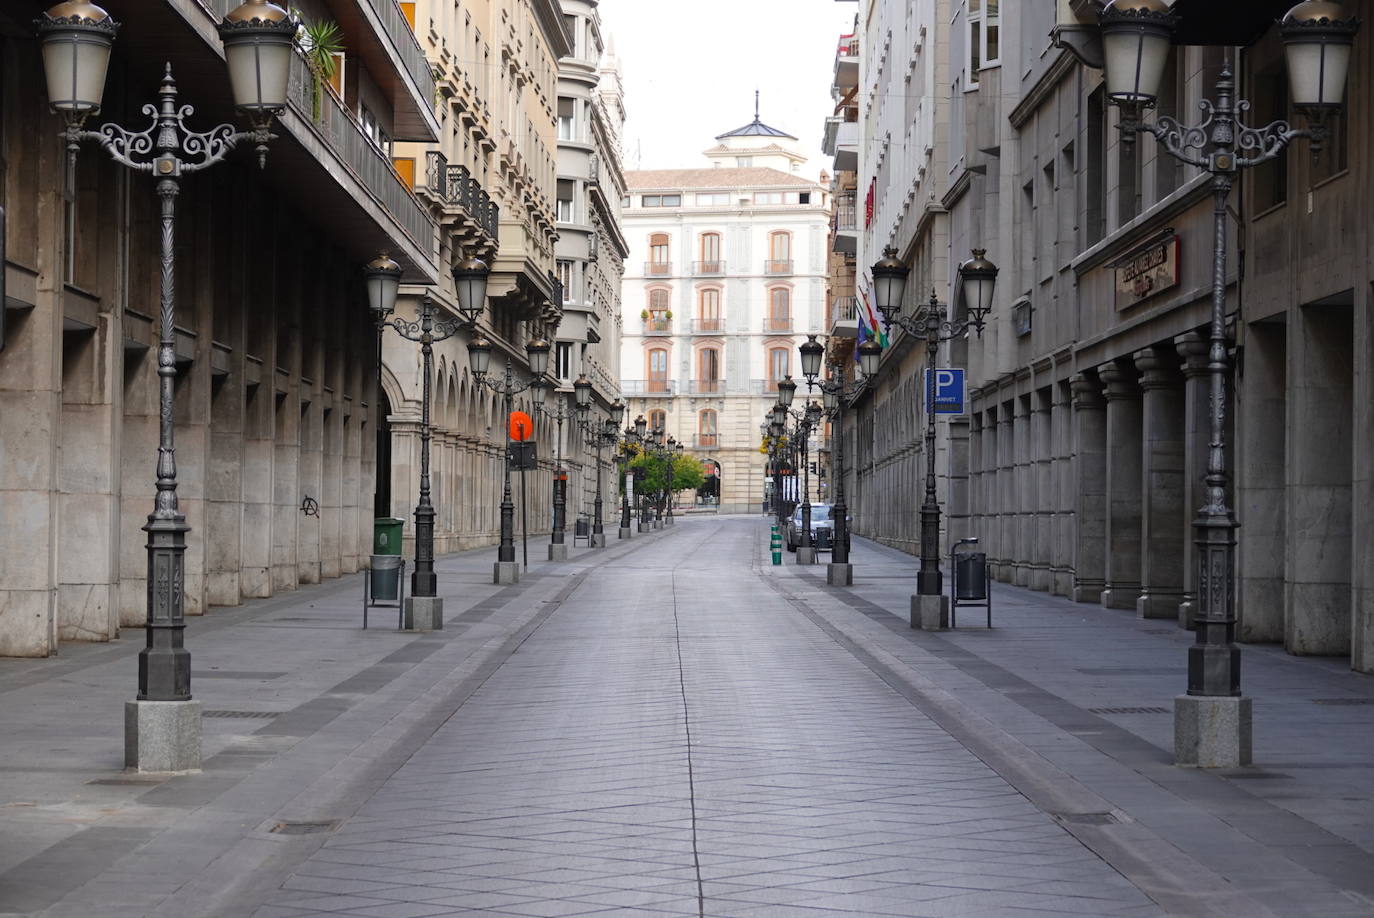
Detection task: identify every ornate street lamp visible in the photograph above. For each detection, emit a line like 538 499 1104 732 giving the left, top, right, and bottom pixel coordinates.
36 0 293 772
868 247 998 631
535 384 574 560
1095 0 1359 768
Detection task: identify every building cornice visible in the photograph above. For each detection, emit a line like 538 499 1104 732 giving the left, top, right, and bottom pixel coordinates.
1009 50 1076 129
531 0 572 60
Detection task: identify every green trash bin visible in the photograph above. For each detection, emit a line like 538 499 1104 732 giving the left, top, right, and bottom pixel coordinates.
373 518 405 556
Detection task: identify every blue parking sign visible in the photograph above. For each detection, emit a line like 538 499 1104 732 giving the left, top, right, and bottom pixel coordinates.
923 368 966 414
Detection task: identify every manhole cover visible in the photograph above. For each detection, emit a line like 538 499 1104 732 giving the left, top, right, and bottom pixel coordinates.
1054 812 1119 826
1312 698 1374 706
204 710 278 719
271 821 336 835
1088 706 1170 715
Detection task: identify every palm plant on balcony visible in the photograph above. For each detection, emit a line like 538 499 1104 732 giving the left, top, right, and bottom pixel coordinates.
295 14 345 124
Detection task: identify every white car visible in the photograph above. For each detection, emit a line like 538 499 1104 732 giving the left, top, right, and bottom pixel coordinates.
785 503 834 552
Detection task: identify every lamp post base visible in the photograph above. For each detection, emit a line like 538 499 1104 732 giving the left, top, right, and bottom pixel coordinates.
1174 694 1252 768
619 526 632 540
796 547 817 565
638 522 650 533
403 596 444 631
125 699 201 774
911 593 949 631
548 543 569 561
493 561 521 585
826 562 853 586
591 533 606 548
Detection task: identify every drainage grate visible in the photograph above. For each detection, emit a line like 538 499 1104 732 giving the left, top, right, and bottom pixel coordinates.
1088 706 1170 715
204 710 279 719
1054 812 1119 826
1312 698 1374 706
271 821 335 835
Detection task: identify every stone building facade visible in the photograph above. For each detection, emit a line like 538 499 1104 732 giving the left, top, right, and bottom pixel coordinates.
0 0 439 656
621 120 829 515
840 0 1374 674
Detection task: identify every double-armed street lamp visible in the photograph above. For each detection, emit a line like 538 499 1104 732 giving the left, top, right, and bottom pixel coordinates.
618 413 647 538
1090 0 1359 767
776 377 824 565
37 0 295 772
534 383 573 560
799 335 882 586
573 374 623 547
868 248 998 631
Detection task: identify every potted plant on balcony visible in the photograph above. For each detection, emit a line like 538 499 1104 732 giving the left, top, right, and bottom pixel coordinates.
640 309 650 320
295 14 345 124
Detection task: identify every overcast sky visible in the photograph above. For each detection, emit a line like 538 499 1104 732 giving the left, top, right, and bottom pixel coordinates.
595 0 857 177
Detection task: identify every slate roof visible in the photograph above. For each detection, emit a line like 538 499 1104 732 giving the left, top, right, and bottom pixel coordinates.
626 167 817 191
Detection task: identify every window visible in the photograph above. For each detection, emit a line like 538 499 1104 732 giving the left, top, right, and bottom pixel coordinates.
698 288 722 331
766 232 792 274
648 408 667 432
557 260 574 302
1086 86 1107 246
736 156 753 167
767 347 790 386
622 195 632 207
648 349 669 392
698 409 718 447
698 233 722 273
642 194 682 207
695 193 729 206
648 233 671 276
697 348 721 393
754 192 805 205
766 288 791 332
556 179 575 222
1252 59 1289 212
966 0 1000 87
646 289 671 332
555 342 573 381
557 97 575 140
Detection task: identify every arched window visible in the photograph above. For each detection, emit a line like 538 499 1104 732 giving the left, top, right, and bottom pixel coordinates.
645 288 671 333
648 233 671 276
767 346 790 389
766 231 792 274
647 348 670 393
648 408 667 433
698 409 718 448
766 287 791 332
698 288 722 332
698 232 722 274
696 347 721 394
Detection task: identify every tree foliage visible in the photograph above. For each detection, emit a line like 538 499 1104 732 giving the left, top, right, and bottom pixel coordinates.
627 449 705 496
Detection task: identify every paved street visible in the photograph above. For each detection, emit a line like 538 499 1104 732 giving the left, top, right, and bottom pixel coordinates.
3 516 1374 917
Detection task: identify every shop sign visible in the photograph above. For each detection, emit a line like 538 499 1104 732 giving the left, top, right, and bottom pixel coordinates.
1115 234 1180 309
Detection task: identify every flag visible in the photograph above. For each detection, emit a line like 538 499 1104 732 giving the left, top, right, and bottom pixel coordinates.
855 281 888 361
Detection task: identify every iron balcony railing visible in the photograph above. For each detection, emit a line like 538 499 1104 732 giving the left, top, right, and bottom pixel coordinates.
643 315 673 335
834 195 857 232
689 379 722 395
621 380 677 397
691 318 725 334
694 433 720 449
644 261 673 277
692 261 726 276
763 315 793 333
832 296 857 323
421 152 500 239
365 0 436 109
764 259 794 275
286 51 434 248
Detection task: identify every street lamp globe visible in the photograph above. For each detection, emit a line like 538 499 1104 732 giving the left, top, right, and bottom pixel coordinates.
36 1 119 121
805 400 823 427
218 0 295 123
452 254 490 327
634 414 647 439
532 380 550 410
1098 0 1177 109
957 249 999 330
870 247 910 324
573 373 593 411
467 334 493 378
610 399 626 427
777 375 797 408
799 334 825 382
1280 2 1360 117
858 338 883 378
525 336 551 379
364 254 402 318
604 417 618 439
823 385 838 412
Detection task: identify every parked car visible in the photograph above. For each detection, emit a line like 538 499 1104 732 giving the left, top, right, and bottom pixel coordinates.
785 503 834 552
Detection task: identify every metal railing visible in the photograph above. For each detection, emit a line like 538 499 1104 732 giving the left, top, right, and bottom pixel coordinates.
763 315 793 333
621 380 677 397
692 261 726 276
446 162 501 238
286 51 434 249
831 296 858 324
365 0 436 109
689 379 722 395
764 260 794 275
643 315 673 334
691 318 725 334
834 195 857 232
694 433 720 449
644 261 673 277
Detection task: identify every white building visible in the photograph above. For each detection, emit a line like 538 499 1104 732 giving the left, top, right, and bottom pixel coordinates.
621 116 830 514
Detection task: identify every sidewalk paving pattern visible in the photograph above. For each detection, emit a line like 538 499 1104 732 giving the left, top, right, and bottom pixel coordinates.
1 517 1373 917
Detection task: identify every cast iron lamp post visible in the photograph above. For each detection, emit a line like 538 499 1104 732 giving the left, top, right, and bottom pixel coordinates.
869 248 998 630
534 384 574 560
466 321 551 584
573 375 619 547
1094 0 1358 767
36 0 294 772
631 414 649 531
800 335 881 586
777 375 823 565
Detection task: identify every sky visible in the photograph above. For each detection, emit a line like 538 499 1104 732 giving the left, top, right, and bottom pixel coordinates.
595 0 857 177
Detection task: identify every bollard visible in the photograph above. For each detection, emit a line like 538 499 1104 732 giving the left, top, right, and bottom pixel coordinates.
770 525 782 566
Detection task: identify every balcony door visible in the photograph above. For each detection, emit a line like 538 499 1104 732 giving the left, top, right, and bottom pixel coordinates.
767 288 791 332
699 232 722 273
648 233 670 276
768 346 790 389
698 409 718 448
698 347 720 394
699 288 721 332
767 231 791 273
648 348 669 393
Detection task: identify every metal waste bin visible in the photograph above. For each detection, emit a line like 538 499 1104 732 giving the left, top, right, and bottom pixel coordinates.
956 552 988 600
373 518 405 555
369 554 403 600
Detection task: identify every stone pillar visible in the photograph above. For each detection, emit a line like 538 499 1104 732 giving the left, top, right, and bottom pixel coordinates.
1134 347 1186 619
968 412 984 542
1099 360 1143 610
1031 389 1053 592
1013 395 1034 587
983 407 999 567
1353 284 1374 674
1175 332 1210 627
997 404 1015 582
1051 380 1075 597
1071 373 1107 603
1236 324 1285 642
1285 303 1353 656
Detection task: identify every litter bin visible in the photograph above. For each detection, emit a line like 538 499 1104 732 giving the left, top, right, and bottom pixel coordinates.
373 518 405 555
369 554 403 601
956 552 988 600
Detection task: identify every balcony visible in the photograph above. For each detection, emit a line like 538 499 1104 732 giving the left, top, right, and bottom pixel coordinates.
286 52 434 249
420 152 500 243
832 121 858 172
621 380 678 398
693 433 720 449
832 194 857 255
689 379 723 396
830 296 859 338
763 315 793 333
835 34 859 90
764 260 794 276
692 261 726 276
691 318 725 334
642 315 673 335
644 261 673 278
